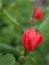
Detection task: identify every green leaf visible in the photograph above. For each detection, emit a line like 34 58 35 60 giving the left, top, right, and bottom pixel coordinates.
24 56 37 65
2 8 20 26
24 52 37 65
0 43 20 59
0 53 15 65
14 62 19 65
26 51 46 65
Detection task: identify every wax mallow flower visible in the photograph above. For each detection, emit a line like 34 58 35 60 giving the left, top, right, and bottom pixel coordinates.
21 6 42 51
21 29 42 51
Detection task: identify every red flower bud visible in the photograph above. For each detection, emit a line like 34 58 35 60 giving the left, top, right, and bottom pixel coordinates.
31 6 42 20
34 10 42 20
21 29 42 51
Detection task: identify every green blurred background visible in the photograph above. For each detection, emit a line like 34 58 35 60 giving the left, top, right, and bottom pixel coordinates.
0 0 49 65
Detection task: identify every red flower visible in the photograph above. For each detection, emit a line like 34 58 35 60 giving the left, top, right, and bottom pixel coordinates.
21 29 42 51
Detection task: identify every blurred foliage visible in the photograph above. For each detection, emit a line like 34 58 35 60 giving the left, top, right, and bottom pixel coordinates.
0 0 49 65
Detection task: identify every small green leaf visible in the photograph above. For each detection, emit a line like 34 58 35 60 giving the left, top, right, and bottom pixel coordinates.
0 53 15 65
24 56 37 65
0 43 20 59
14 62 19 65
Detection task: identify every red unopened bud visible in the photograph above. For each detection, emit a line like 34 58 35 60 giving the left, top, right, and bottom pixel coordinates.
34 10 42 20
31 6 42 20
21 29 42 51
